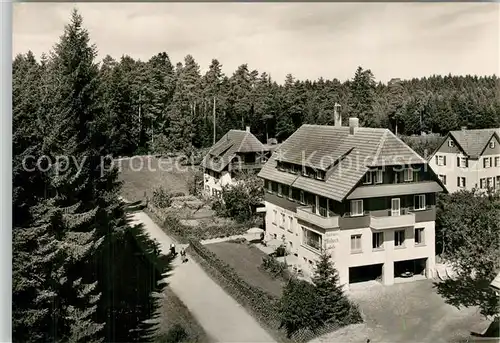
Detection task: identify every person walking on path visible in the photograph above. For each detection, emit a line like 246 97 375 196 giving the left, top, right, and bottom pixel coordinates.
180 248 187 263
170 243 176 256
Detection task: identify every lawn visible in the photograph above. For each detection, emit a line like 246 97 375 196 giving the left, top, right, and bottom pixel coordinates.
155 286 214 343
205 241 285 297
117 156 198 202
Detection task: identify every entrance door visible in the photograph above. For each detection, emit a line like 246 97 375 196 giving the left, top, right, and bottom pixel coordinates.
391 198 401 216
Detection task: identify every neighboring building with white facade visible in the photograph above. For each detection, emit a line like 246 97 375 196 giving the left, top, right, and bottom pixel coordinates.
201 127 273 198
428 128 500 193
258 117 445 287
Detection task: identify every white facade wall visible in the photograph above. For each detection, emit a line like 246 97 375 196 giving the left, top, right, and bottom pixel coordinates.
203 170 233 196
429 153 500 193
264 201 436 287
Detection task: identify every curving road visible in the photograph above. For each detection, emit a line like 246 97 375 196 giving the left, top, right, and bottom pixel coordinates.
129 211 276 343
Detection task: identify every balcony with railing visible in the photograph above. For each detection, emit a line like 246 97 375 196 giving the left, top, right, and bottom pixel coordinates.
296 205 339 229
370 208 415 230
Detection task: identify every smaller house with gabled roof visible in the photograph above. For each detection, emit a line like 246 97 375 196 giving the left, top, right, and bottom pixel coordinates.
201 127 273 198
428 128 500 193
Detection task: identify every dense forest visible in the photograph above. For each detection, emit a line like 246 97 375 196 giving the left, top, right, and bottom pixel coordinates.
95 55 500 158
15 29 500 159
78 42 500 157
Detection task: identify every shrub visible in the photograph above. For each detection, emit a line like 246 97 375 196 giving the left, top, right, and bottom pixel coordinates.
147 204 252 242
151 187 173 209
211 197 226 217
134 146 149 156
156 324 188 343
214 174 264 223
227 237 247 244
171 192 185 198
188 171 203 196
261 255 287 278
279 278 323 338
275 244 287 257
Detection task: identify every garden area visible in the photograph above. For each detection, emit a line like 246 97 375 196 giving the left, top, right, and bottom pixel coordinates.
187 238 363 343
205 241 287 297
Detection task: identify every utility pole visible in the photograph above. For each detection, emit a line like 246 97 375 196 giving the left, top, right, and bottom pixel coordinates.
138 93 142 144
213 96 216 145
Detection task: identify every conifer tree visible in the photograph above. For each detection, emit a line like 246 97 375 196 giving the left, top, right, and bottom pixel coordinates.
168 55 201 154
312 251 353 325
13 10 173 343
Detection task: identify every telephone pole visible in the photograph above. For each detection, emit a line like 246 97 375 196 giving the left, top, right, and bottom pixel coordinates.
213 96 216 145
138 93 142 144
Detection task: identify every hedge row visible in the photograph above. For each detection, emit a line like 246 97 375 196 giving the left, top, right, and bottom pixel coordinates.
187 240 358 343
146 203 251 242
146 203 361 342
186 239 288 341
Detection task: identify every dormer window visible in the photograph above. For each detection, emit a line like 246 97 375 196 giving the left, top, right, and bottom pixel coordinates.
302 167 309 177
316 170 326 180
403 168 413 182
490 141 495 149
448 140 454 148
363 172 373 185
290 164 299 174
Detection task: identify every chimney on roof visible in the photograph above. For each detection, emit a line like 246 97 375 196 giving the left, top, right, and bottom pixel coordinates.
246 126 250 132
349 117 359 135
334 103 342 127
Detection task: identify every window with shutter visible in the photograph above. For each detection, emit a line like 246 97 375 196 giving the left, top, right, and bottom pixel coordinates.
443 156 446 165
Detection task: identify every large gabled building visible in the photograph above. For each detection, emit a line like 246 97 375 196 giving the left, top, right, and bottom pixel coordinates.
258 117 445 287
201 127 273 197
428 128 500 193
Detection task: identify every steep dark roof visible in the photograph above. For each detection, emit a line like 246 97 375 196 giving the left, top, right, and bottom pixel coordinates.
449 128 500 159
202 130 269 172
258 124 425 202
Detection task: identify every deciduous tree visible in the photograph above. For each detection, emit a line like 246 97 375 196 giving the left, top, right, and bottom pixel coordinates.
435 189 500 318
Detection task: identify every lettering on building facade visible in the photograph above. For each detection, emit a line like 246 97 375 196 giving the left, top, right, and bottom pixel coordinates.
324 231 339 255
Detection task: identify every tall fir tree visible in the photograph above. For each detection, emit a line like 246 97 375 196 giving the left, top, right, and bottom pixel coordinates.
311 252 354 325
13 10 173 343
168 55 201 154
349 66 376 127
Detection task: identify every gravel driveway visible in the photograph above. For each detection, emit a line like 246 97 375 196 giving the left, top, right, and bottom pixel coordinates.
346 280 486 343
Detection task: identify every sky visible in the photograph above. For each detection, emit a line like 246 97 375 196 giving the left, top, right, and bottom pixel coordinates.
12 2 500 83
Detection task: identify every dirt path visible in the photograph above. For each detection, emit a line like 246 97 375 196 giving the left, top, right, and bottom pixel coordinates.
129 211 276 343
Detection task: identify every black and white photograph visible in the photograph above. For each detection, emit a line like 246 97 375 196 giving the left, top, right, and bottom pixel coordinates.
11 2 500 343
